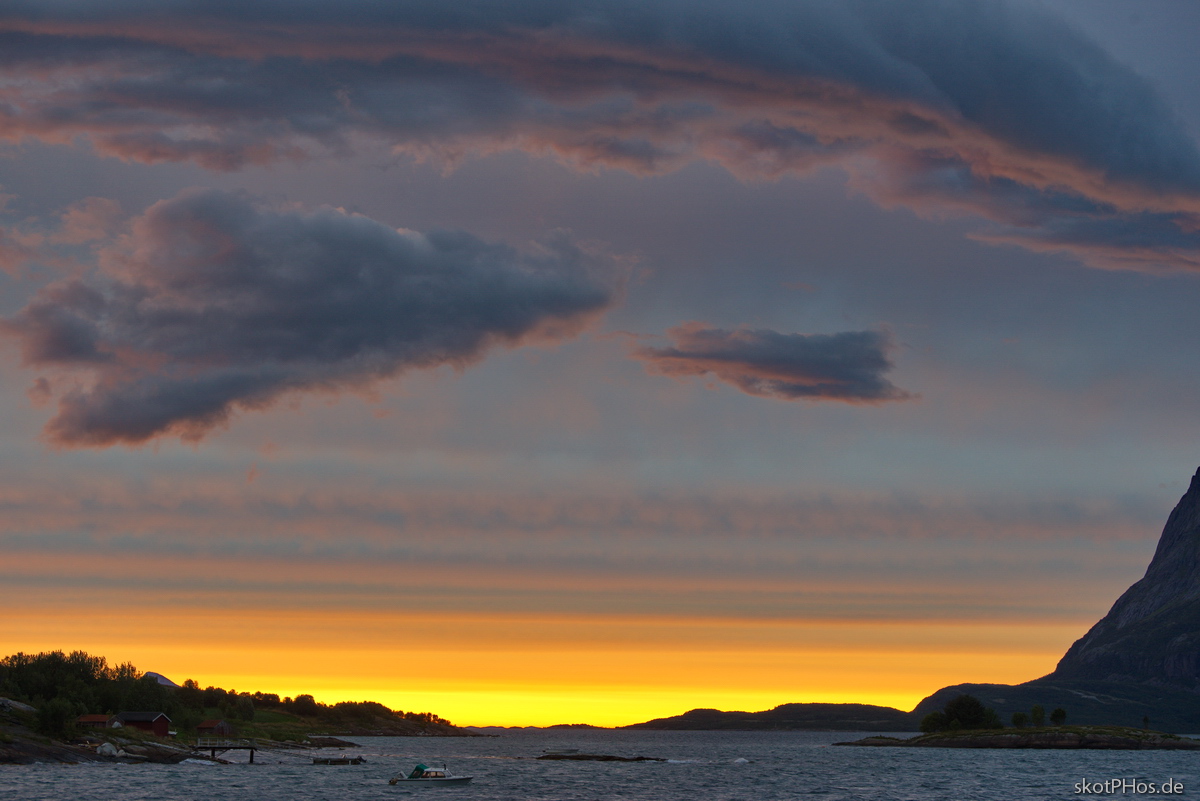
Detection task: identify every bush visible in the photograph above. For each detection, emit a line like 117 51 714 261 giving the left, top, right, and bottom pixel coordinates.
921 695 1003 733
920 711 947 733
1050 708 1067 726
36 697 77 739
292 694 319 716
1011 712 1028 728
943 695 1001 730
1031 705 1045 727
235 696 255 722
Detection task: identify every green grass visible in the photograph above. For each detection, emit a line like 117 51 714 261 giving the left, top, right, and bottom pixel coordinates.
171 708 310 742
248 709 298 724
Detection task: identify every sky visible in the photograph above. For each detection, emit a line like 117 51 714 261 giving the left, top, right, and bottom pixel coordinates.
2 0 1200 727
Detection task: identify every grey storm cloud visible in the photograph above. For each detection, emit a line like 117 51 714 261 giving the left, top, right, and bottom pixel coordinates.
0 0 1199 270
1 189 616 446
635 323 911 403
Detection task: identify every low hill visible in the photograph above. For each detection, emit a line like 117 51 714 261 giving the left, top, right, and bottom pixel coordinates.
624 702 915 731
910 679 1200 733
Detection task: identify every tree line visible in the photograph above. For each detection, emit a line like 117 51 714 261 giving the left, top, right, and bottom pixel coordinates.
0 649 453 737
920 694 1067 733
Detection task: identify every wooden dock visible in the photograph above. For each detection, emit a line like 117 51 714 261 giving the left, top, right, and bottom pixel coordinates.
195 737 258 763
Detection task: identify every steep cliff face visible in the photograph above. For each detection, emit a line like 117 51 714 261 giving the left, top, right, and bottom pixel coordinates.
1053 467 1200 689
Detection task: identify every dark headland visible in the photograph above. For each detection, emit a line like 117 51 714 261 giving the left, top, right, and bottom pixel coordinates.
628 466 1200 734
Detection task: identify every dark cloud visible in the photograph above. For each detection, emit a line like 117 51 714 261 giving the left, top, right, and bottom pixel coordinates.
1 189 616 446
0 1 1197 270
635 323 911 403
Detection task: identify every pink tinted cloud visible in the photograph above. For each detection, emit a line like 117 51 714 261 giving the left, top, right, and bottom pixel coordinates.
0 475 1154 622
0 1 1197 270
0 197 123 275
0 229 37 275
52 198 122 245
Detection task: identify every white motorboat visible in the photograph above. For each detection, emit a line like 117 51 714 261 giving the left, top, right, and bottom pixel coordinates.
389 763 473 785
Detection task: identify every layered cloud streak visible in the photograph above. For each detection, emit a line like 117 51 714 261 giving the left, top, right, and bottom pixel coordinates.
636 323 909 403
2 189 615 445
1 0 1198 269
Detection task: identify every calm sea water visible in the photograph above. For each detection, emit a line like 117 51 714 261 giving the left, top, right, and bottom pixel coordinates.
3 729 1199 800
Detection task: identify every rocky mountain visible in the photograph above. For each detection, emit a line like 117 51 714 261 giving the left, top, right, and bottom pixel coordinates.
1052 467 1200 688
911 467 1200 732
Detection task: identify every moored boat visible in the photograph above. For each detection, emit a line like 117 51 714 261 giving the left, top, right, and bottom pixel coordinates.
389 763 473 785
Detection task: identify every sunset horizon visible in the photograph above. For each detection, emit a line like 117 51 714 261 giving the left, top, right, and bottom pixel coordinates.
5 608 1082 727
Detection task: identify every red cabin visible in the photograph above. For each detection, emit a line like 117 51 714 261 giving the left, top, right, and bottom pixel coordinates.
76 714 119 729
116 711 171 737
197 719 235 736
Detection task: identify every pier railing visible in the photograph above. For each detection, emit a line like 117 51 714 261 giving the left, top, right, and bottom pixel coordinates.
195 736 259 762
196 737 257 749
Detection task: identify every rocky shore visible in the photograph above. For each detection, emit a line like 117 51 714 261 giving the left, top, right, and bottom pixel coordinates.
0 733 206 765
0 706 363 765
836 727 1200 750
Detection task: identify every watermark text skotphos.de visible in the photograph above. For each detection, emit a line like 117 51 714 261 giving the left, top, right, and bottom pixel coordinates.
1074 778 1184 795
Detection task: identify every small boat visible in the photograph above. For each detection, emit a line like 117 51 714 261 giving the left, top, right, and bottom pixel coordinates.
389 763 473 785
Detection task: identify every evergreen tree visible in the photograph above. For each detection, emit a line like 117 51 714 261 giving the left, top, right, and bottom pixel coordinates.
921 695 1003 732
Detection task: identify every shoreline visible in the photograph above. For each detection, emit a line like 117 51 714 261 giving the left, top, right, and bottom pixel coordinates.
835 726 1200 750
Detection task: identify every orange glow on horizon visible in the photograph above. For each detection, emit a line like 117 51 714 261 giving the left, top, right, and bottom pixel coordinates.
1 604 1083 727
